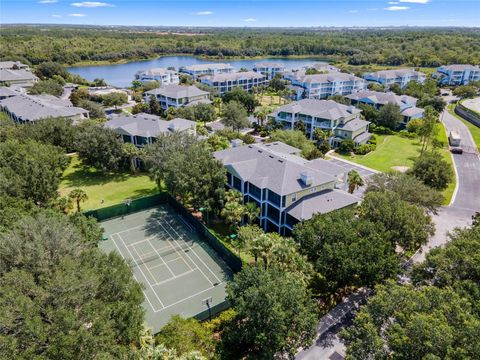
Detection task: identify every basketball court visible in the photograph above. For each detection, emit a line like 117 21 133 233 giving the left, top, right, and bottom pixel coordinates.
99 204 233 332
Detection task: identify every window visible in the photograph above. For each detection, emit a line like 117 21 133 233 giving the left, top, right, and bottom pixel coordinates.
291 193 297 202
249 183 262 200
233 176 242 191
266 205 280 222
226 172 232 185
268 190 281 207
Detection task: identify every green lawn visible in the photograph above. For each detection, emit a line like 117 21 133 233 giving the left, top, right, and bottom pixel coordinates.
337 128 455 205
448 103 480 150
59 155 158 211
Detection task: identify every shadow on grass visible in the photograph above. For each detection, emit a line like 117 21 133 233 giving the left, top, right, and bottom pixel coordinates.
62 161 131 188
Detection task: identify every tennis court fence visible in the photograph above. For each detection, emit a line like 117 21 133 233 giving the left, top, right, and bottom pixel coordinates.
85 193 242 273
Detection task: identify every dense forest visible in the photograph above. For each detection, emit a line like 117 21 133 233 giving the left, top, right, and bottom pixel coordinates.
1 25 479 67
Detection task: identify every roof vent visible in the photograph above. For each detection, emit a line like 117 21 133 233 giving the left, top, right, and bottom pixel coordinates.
231 139 243 148
168 122 177 131
347 105 356 114
300 171 313 186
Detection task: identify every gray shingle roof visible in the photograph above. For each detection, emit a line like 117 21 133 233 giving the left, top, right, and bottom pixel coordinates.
346 91 417 107
104 113 195 138
401 106 425 117
254 62 285 68
0 69 38 82
0 61 29 70
274 99 361 120
291 72 364 84
213 142 341 196
439 64 480 72
286 189 359 221
364 68 425 79
0 94 88 122
144 84 209 99
202 71 265 82
136 68 175 76
0 87 20 98
181 63 233 71
337 118 370 132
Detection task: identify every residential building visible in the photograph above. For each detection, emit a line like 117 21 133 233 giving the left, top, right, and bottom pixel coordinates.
0 86 19 100
200 71 267 94
306 62 340 73
253 62 286 80
104 113 196 147
436 64 480 85
0 61 30 70
0 93 89 123
363 68 426 88
179 63 234 79
283 71 367 100
134 68 179 85
270 99 371 146
346 90 424 126
0 68 38 88
213 141 359 234
144 84 211 110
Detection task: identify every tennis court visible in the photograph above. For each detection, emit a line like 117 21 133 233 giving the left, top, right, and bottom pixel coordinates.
99 204 233 332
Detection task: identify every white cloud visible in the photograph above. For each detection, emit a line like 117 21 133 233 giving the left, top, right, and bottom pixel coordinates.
71 2 114 7
195 11 213 16
399 0 430 3
243 18 257 22
349 10 359 13
51 14 62 18
384 6 410 11
38 0 58 3
388 1 399 4
69 13 87 17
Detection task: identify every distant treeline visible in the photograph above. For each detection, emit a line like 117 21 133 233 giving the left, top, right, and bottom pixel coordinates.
1 26 479 67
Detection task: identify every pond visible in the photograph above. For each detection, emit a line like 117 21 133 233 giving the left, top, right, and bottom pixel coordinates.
67 55 329 88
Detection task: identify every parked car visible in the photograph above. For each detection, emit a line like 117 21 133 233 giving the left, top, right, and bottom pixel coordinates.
450 147 463 154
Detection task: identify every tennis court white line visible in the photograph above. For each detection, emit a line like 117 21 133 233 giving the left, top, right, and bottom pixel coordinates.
125 234 161 247
129 243 166 287
113 223 145 235
115 234 165 312
145 236 177 279
112 233 164 311
153 282 224 313
177 215 194 232
164 219 222 285
156 220 214 286
152 268 196 286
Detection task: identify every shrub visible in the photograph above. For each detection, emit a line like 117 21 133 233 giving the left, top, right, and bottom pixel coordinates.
337 140 356 154
353 144 376 155
399 129 417 139
372 126 395 135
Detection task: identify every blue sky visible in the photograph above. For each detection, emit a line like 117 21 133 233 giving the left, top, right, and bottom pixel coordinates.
1 1 479 27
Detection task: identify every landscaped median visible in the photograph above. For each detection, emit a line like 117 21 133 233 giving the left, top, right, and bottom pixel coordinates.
335 126 456 205
448 103 480 151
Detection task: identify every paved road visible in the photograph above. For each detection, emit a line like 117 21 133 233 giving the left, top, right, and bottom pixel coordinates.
413 98 480 262
298 97 480 358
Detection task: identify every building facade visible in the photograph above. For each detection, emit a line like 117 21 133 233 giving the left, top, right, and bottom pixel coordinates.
0 61 30 70
179 63 234 80
284 71 367 100
134 68 180 85
144 85 211 110
200 71 267 94
270 99 371 146
0 68 38 88
0 94 89 123
346 90 424 127
253 62 286 80
436 64 480 85
213 142 359 235
363 69 426 89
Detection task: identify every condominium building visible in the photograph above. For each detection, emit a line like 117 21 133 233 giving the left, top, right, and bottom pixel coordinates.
284 71 367 100
200 71 267 94
144 84 211 110
270 99 371 146
213 141 359 234
0 93 89 123
179 63 234 79
0 61 30 70
105 113 196 147
363 68 426 89
346 90 424 126
134 68 179 85
436 64 480 85
253 62 286 80
0 68 38 88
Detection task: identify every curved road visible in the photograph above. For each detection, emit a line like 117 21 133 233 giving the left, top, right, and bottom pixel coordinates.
296 96 480 359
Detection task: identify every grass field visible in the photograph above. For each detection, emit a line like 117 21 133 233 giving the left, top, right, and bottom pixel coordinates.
338 126 455 204
59 155 158 211
255 94 288 107
448 104 480 150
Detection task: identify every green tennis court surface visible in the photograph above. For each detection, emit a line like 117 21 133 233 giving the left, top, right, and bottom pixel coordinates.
99 204 233 332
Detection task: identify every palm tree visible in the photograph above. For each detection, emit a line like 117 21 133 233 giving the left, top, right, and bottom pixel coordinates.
244 202 260 224
347 170 364 194
68 188 88 213
254 106 271 127
220 201 245 232
123 142 140 174
213 97 222 114
224 189 243 204
55 196 73 214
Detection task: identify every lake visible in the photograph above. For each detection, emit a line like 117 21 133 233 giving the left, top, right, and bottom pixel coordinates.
67 56 329 88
